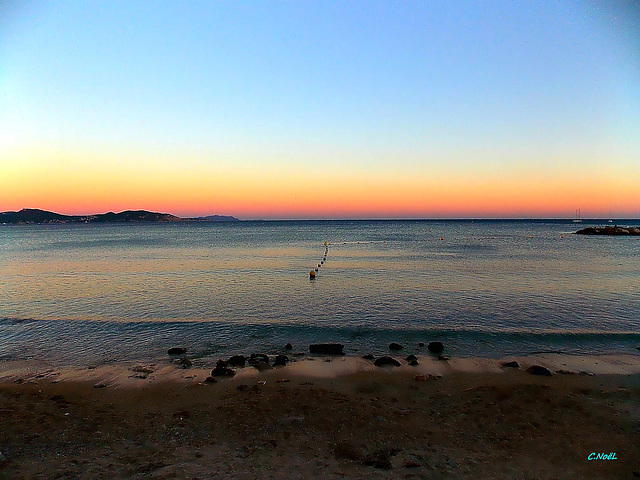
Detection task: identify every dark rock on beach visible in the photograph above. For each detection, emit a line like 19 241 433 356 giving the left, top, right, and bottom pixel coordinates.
211 359 235 376
389 342 403 350
437 355 450 361
203 376 217 384
374 356 401 367
211 366 235 377
502 361 520 368
167 347 187 355
362 354 375 361
227 355 246 367
248 354 270 365
309 343 344 355
526 365 552 376
418 342 425 347
273 355 289 366
248 353 271 371
409 359 419 366
406 354 418 362
285 343 293 350
427 342 445 354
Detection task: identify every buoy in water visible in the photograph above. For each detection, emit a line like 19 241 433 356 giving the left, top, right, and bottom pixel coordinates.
318 264 321 268
309 270 316 278
324 241 328 246
440 237 444 240
315 267 318 271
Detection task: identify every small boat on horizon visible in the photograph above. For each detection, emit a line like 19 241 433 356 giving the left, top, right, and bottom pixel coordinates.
572 208 583 223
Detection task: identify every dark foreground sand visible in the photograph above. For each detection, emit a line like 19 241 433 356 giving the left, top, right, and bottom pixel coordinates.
0 355 639 479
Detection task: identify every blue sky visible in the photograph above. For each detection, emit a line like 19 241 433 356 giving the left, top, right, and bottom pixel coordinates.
1 1 639 217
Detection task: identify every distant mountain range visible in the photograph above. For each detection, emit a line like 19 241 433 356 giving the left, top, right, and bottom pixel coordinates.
0 208 239 224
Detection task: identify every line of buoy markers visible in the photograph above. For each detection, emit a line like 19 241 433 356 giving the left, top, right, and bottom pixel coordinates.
309 241 329 279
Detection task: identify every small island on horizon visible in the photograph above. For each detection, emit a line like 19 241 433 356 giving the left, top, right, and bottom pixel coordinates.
0 208 240 225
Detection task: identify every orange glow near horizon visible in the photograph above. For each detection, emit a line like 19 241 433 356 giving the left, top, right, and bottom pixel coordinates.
2 146 639 219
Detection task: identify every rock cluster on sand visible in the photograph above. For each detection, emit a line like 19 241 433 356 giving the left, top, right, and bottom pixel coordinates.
406 355 419 366
247 353 271 371
575 226 640 235
211 359 235 377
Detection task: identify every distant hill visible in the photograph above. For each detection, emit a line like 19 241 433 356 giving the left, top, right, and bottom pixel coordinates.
0 208 182 224
193 214 240 222
0 209 72 224
0 208 241 224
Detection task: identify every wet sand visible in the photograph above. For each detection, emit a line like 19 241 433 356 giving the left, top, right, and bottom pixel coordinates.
0 354 639 479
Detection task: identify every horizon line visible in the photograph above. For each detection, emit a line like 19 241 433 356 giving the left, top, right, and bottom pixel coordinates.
2 207 637 222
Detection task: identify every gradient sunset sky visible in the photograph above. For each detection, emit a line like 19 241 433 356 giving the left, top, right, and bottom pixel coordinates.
1 1 639 219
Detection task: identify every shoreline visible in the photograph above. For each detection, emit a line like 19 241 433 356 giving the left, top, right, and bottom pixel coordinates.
1 354 639 479
2 353 640 387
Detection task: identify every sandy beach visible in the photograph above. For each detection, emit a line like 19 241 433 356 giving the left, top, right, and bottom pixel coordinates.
0 354 639 479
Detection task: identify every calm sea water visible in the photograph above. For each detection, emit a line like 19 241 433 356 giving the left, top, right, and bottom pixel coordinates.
1 220 639 365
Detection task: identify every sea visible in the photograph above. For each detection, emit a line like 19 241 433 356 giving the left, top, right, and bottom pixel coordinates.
1 220 639 366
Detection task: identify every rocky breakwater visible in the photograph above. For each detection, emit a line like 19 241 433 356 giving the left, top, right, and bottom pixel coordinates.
575 225 640 236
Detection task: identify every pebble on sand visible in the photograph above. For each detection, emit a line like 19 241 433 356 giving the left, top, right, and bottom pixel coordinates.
414 374 442 382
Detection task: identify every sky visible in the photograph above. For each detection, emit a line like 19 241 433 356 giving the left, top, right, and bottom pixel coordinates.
1 1 639 219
